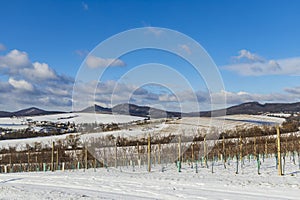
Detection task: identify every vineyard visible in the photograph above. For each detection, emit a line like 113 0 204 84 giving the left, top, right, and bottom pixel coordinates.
0 125 299 176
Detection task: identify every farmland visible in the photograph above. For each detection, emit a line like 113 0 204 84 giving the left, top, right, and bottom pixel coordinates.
0 113 299 199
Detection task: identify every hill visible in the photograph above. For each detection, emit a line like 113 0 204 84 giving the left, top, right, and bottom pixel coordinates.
0 107 65 118
1 101 299 118
82 103 181 118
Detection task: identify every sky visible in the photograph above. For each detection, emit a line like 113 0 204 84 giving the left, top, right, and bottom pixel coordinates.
0 0 299 112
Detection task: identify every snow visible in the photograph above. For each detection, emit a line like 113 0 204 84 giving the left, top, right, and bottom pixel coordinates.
0 114 285 131
0 157 299 199
0 113 144 128
0 133 75 150
266 113 292 118
0 114 286 150
0 114 297 199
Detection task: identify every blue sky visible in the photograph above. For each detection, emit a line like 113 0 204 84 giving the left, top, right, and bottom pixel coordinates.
0 0 299 111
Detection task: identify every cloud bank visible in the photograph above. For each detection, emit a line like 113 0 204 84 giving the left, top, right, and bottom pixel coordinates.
224 49 300 76
86 55 126 69
0 48 299 112
0 49 73 111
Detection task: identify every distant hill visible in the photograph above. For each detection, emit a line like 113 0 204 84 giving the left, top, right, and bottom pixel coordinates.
82 103 181 118
0 111 12 118
82 102 300 118
112 103 181 118
226 101 300 115
0 107 65 118
81 104 112 114
0 101 299 118
191 102 300 117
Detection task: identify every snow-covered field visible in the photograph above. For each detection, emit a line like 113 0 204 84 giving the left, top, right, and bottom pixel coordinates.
0 113 285 130
0 157 299 199
0 114 286 150
0 114 297 199
0 113 144 129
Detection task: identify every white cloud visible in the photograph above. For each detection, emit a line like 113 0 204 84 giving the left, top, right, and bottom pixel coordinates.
82 2 88 10
145 26 164 36
179 44 192 55
23 62 57 80
0 43 6 51
0 49 74 111
75 49 89 57
211 90 299 105
285 86 300 95
86 55 126 68
224 50 300 76
8 78 34 92
46 87 69 96
234 49 264 62
0 49 66 82
0 49 31 69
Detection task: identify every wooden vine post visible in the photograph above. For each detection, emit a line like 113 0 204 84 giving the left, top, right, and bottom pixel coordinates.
137 142 141 168
276 126 283 176
147 134 151 172
239 135 243 162
236 137 239 174
85 147 88 170
115 141 117 168
191 143 194 163
137 142 140 161
103 147 106 168
222 135 226 168
51 141 55 172
177 135 182 172
204 135 207 168
158 143 161 165
56 149 59 170
27 149 30 172
254 137 257 159
265 138 268 159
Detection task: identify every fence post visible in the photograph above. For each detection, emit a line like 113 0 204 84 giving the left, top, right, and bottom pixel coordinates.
254 137 257 159
265 139 268 160
256 154 260 174
27 150 30 172
223 135 226 169
85 147 88 170
51 141 55 172
204 135 208 168
191 143 194 168
177 135 181 172
56 149 59 170
115 142 118 168
158 143 161 165
236 137 239 174
147 134 151 172
277 126 283 176
239 135 243 163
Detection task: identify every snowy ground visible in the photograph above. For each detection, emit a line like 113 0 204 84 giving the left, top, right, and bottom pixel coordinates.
0 157 299 199
0 113 285 130
0 113 144 129
0 114 286 151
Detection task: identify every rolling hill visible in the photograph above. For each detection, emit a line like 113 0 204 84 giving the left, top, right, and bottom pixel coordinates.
0 101 299 118
0 107 65 118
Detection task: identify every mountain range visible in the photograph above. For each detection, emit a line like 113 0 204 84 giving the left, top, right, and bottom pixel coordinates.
0 101 299 118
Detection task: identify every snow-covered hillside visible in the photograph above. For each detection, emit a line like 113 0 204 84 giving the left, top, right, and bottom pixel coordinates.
0 113 144 129
0 114 286 150
0 113 285 130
